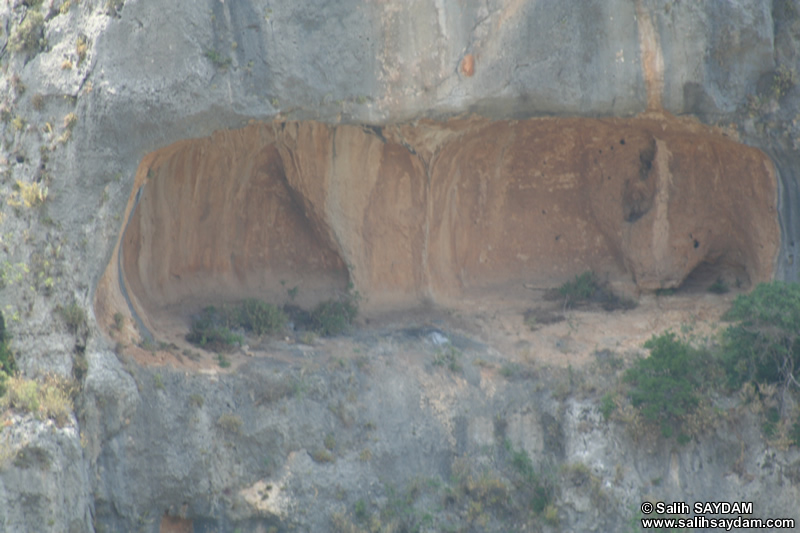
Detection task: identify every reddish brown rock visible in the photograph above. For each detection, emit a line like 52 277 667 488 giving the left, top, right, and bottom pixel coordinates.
461 54 475 77
96 114 779 336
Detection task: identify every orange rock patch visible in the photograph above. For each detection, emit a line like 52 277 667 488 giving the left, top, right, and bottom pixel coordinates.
95 114 779 341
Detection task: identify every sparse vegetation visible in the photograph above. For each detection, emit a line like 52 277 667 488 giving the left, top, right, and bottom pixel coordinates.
0 312 16 396
559 271 598 302
7 180 47 208
287 285 299 301
523 307 564 330
105 0 125 16
31 93 44 111
8 11 45 55
11 116 25 132
770 64 797 99
551 271 637 311
0 374 74 426
75 35 88 65
10 74 25 95
56 300 86 335
188 394 204 408
312 449 334 463
708 277 730 294
112 312 124 331
216 413 242 434
204 48 231 69
64 112 78 131
432 343 462 373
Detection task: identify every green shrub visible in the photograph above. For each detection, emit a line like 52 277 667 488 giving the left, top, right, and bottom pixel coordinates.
112 311 124 331
707 278 730 294
8 11 44 54
56 300 86 335
553 271 637 311
216 413 242 434
312 449 334 463
502 439 555 515
204 48 231 69
624 332 709 438
310 293 359 336
721 281 800 400
770 64 797 99
600 392 616 421
187 299 286 349
238 299 287 336
324 432 336 451
216 353 231 368
186 307 243 351
559 271 598 302
0 312 15 396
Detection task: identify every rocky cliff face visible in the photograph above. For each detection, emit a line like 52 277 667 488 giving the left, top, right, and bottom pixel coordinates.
1 0 799 531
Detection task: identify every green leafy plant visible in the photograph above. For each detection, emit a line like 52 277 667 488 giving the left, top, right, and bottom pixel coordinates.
600 392 616 420
721 281 800 415
0 312 15 396
310 292 359 336
624 332 709 438
186 306 243 351
502 439 555 515
559 271 598 302
204 48 231 69
238 298 287 335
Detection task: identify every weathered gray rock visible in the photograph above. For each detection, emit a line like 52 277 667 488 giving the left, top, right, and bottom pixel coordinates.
0 414 91 533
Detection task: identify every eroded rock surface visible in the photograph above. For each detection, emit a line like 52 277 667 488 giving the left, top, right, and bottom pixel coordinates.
99 115 778 338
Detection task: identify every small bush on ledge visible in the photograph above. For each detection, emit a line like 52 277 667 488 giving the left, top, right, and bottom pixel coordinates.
310 293 359 337
548 271 637 311
624 332 711 440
